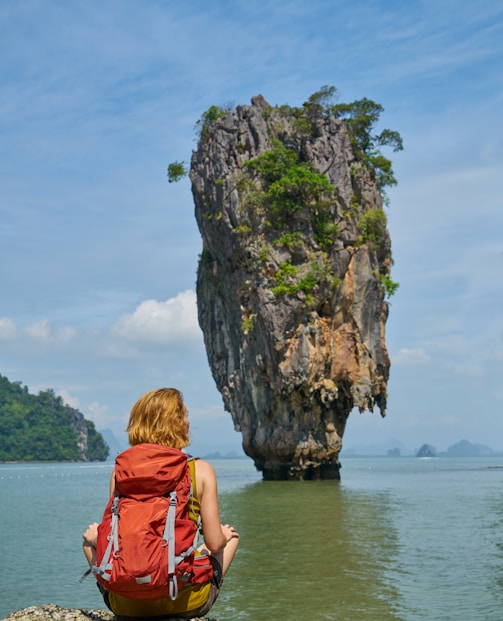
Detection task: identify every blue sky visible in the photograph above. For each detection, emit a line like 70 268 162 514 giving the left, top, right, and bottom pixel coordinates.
1 0 502 457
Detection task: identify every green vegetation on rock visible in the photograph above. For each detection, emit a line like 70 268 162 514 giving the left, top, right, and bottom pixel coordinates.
167 160 187 183
168 86 402 302
331 98 403 192
0 374 109 462
243 139 335 235
195 104 230 140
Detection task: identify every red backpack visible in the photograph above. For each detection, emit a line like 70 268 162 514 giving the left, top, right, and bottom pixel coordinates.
92 444 213 601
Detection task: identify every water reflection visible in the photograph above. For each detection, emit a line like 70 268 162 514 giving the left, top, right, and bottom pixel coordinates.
215 480 404 621
459 496 503 621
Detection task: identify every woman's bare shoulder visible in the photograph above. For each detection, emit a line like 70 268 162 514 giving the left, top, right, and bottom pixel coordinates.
194 458 216 478
193 459 218 498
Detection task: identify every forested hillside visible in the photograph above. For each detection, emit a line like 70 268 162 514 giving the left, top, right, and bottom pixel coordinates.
0 374 109 461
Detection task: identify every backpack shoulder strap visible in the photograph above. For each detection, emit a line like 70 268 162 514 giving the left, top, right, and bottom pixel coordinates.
93 496 120 581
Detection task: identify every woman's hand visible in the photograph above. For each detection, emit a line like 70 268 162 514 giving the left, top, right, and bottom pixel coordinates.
82 522 99 548
221 523 239 542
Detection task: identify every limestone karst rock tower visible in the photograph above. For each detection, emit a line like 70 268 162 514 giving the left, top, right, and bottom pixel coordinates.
190 91 399 480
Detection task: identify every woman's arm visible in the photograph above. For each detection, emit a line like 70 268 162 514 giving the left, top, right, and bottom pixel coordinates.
82 522 99 567
82 470 115 568
195 459 238 553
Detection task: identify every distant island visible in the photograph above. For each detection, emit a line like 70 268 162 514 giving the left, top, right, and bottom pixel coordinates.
415 440 501 458
416 443 437 458
438 439 497 457
0 374 108 462
342 438 502 457
201 451 248 460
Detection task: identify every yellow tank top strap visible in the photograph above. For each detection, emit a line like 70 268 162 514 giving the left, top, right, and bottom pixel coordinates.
187 456 201 527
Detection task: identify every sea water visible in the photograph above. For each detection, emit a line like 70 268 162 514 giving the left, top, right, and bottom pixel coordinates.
1 456 502 621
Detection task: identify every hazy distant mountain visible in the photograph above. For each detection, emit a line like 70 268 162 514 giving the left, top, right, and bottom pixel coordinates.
201 451 247 460
341 438 413 456
440 439 494 457
416 443 437 458
387 447 401 457
342 438 500 457
99 428 128 459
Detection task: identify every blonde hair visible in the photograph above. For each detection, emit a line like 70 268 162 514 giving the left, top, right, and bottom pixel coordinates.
126 388 189 449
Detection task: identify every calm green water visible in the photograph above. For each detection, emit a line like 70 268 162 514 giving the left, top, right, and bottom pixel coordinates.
1 457 502 620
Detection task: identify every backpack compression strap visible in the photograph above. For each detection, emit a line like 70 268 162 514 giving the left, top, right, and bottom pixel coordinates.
162 490 197 601
93 496 120 581
163 491 184 600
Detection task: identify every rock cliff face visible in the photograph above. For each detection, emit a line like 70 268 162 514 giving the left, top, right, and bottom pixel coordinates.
191 95 392 480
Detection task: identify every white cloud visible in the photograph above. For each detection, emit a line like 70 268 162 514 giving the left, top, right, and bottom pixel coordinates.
189 403 228 424
110 290 202 345
24 320 76 345
102 340 142 359
392 347 431 365
444 360 484 378
0 317 16 339
85 401 112 428
440 415 458 426
84 400 129 435
57 388 80 409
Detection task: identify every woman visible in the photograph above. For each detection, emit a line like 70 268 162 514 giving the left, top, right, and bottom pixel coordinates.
82 388 239 619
